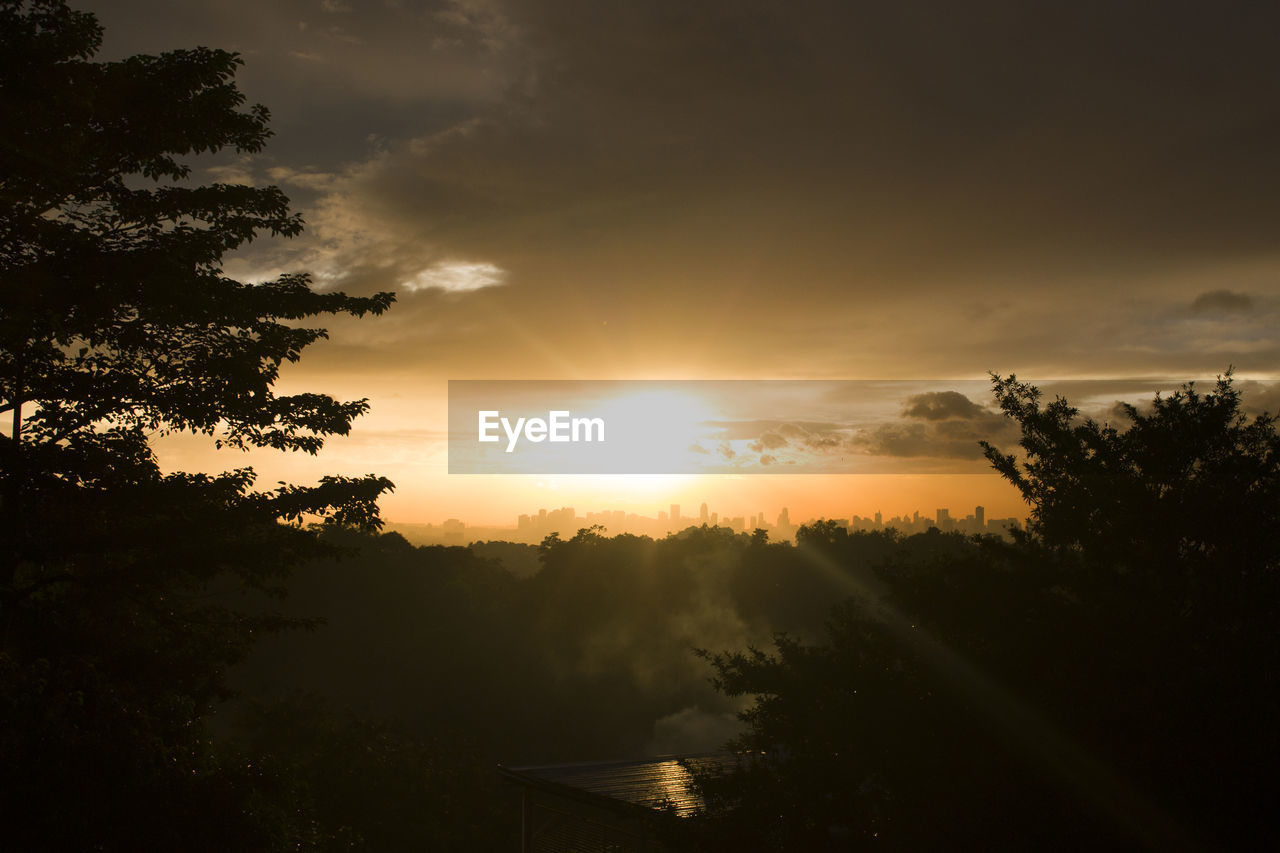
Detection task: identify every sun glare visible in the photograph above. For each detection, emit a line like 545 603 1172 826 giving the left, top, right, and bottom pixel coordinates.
597 389 717 470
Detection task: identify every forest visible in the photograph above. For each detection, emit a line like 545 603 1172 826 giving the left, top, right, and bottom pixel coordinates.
3 2 1279 850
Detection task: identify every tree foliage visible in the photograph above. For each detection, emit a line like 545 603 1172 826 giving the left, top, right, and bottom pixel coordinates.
691 372 1280 850
0 0 393 468
981 371 1280 608
0 2 394 848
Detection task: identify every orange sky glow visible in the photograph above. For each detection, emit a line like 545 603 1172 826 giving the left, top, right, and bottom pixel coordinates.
90 0 1280 530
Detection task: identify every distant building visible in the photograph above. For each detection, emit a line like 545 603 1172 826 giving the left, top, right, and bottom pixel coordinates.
442 518 465 544
988 517 1023 537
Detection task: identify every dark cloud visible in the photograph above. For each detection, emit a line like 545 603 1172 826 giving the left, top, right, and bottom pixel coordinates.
1239 380 1280 417
744 422 851 456
74 0 1280 383
1102 400 1141 426
1190 289 1253 316
851 387 1021 460
902 391 988 421
853 422 990 461
1036 378 1186 402
494 0 1280 272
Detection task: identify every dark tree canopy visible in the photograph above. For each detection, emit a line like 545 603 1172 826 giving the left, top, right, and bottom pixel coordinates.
981 371 1280 610
0 0 392 463
0 2 394 848
0 0 397 588
691 373 1280 851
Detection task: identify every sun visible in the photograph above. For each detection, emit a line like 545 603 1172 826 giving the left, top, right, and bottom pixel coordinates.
594 388 718 471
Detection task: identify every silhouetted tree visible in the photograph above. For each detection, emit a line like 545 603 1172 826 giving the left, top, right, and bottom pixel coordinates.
0 2 392 849
981 370 1280 612
979 370 1280 845
690 373 1280 850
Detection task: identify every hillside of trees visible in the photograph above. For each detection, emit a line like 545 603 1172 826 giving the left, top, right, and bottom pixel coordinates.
218 521 1027 848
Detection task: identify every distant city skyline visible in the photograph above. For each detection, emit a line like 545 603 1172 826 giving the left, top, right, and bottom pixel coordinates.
388 499 1023 546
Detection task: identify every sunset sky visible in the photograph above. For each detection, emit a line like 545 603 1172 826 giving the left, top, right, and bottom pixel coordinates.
87 0 1280 526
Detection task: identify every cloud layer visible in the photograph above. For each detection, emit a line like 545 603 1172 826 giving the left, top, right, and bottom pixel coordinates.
85 1 1280 389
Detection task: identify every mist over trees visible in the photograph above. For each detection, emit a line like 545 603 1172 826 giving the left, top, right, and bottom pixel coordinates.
228 518 1006 847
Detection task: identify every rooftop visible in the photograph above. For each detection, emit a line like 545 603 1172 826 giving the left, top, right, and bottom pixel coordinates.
499 753 735 818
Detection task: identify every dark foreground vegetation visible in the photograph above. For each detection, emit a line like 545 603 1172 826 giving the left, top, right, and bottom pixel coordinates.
685 372 1280 851
7 364 1278 851
235 370 1276 852
3 2 1278 850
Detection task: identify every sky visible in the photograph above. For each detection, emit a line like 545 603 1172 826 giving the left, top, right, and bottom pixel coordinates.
85 0 1280 526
